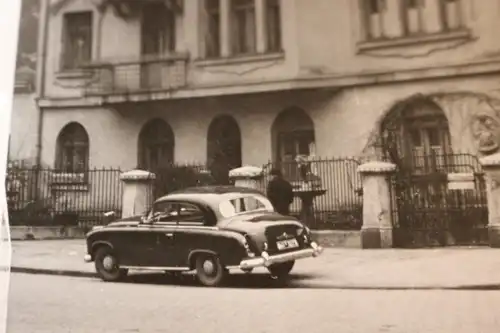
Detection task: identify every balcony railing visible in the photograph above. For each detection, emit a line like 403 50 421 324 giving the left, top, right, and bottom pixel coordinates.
83 53 189 96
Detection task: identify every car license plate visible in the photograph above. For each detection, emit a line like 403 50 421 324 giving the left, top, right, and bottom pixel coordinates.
276 238 299 250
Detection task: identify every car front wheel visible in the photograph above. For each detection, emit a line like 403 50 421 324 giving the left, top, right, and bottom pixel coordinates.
195 254 227 287
94 247 128 282
268 260 295 279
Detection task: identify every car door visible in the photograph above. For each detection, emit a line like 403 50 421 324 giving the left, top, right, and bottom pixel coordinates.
147 201 180 268
123 225 159 267
170 201 211 268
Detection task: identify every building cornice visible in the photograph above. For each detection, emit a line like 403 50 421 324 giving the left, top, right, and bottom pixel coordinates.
38 57 500 109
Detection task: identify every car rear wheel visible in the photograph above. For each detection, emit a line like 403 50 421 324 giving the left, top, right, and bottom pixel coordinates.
268 260 295 279
94 247 127 282
195 254 227 287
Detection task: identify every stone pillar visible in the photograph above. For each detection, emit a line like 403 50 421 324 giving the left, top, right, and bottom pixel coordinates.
357 161 397 249
120 170 156 219
229 166 264 190
480 153 500 247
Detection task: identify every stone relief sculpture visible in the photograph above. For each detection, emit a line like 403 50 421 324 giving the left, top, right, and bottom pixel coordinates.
470 108 500 155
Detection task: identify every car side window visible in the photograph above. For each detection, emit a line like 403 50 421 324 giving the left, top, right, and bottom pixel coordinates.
151 202 179 223
229 196 266 214
177 202 205 226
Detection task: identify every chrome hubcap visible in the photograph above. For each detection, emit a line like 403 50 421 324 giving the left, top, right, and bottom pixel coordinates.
203 259 215 275
102 255 115 271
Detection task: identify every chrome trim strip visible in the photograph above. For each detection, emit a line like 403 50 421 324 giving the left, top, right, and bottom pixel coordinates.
239 244 323 270
120 266 190 271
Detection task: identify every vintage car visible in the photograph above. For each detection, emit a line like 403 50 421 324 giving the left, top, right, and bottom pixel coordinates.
84 185 323 287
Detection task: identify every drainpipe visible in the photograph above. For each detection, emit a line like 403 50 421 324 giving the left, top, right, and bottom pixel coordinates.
35 0 50 167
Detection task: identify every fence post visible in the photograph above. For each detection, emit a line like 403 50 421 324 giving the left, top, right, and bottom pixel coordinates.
229 166 264 190
357 161 396 249
120 170 156 219
479 153 500 247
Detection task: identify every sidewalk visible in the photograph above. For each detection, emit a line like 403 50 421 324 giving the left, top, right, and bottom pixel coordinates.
8 239 500 289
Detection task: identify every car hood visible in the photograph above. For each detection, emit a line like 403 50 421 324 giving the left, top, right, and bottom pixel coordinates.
106 215 142 227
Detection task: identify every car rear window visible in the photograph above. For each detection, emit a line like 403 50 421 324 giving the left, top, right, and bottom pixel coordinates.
219 194 274 218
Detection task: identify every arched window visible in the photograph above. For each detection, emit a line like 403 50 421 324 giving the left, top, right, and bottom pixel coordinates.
138 118 175 171
381 98 452 174
207 115 242 185
56 122 89 173
271 107 315 180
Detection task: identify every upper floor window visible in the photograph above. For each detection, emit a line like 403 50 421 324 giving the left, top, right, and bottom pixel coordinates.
201 0 282 58
231 0 256 55
141 3 176 56
61 11 93 70
266 0 282 52
361 0 464 41
204 0 221 58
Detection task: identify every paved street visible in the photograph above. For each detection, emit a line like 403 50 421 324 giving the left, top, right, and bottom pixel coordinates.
10 240 500 288
7 272 500 333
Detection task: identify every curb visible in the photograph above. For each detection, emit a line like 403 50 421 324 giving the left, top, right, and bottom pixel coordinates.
11 266 96 278
10 266 500 291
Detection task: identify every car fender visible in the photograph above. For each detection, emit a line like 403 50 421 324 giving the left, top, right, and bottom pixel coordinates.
90 240 114 258
187 249 219 269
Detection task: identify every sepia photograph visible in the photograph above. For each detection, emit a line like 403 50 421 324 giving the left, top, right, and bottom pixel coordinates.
3 0 500 332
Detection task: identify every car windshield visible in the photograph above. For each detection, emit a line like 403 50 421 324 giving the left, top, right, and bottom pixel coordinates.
218 193 274 218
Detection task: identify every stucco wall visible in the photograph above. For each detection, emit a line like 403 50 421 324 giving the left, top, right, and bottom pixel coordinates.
44 0 299 99
42 73 500 169
9 93 38 163
295 0 500 76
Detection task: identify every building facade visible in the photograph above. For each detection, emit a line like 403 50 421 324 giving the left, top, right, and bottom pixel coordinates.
28 0 500 244
39 0 500 169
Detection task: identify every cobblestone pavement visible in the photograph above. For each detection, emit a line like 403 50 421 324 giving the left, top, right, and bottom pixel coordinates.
9 240 500 288
7 273 500 333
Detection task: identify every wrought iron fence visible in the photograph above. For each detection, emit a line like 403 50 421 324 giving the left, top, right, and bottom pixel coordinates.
389 152 489 247
261 157 363 230
6 164 123 229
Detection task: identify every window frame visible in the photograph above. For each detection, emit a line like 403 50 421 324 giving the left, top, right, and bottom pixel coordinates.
149 200 208 226
230 0 257 55
55 123 90 176
360 0 466 43
61 11 93 71
265 0 282 52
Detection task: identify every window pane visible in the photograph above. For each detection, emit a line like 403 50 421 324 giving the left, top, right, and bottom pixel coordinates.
426 127 441 146
266 0 281 51
178 203 205 223
63 12 92 69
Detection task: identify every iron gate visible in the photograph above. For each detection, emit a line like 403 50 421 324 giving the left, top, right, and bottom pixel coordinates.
390 152 489 248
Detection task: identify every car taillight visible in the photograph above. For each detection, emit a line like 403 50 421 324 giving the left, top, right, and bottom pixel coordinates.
244 235 256 258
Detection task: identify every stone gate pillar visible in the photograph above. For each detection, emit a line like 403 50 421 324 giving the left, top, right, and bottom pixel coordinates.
120 170 156 218
357 161 397 249
228 166 264 190
479 153 500 247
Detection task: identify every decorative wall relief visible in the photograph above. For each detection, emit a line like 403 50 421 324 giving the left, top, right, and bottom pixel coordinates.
470 108 500 155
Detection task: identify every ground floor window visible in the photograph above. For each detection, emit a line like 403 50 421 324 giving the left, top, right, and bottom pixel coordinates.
272 107 316 181
138 118 175 171
55 122 89 173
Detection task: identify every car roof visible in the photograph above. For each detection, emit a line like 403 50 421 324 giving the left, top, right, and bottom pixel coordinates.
155 185 266 206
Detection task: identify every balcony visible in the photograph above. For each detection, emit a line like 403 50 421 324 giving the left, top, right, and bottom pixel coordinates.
83 53 189 96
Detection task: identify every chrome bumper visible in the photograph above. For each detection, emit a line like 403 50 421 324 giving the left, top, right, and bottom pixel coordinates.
240 242 323 270
84 254 92 263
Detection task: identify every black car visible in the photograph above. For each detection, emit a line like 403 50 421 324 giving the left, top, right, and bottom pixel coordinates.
84 185 323 287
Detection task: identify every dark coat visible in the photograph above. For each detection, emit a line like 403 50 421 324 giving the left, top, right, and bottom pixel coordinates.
266 176 294 216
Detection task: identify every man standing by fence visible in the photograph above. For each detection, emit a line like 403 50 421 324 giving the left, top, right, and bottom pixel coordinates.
266 168 294 216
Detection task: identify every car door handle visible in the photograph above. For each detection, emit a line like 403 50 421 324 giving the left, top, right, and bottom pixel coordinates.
165 233 174 238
